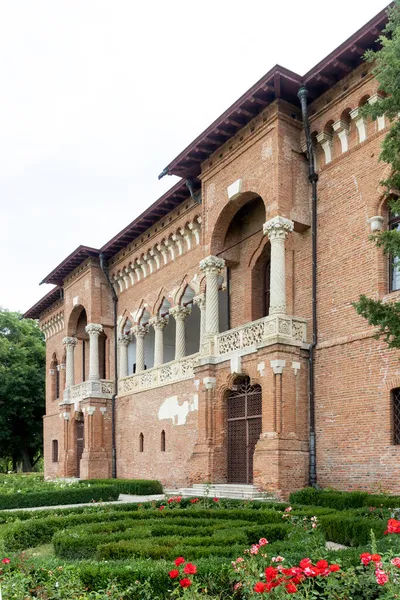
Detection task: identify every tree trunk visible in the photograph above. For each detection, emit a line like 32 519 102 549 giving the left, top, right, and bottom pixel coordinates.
20 447 33 472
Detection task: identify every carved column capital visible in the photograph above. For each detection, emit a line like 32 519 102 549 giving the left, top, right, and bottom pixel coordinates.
263 216 294 241
193 294 206 309
85 323 103 337
63 336 78 347
170 305 191 321
149 316 168 330
199 255 225 276
118 334 131 346
131 324 149 338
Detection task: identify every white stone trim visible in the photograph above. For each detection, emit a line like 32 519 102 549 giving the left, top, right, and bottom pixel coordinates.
332 120 349 153
227 178 243 200
270 359 286 374
350 108 367 143
316 131 333 164
368 216 384 232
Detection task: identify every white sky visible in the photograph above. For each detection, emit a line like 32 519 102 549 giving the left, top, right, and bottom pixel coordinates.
0 0 389 313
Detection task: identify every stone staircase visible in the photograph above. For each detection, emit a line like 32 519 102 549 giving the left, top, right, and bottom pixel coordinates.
165 483 276 501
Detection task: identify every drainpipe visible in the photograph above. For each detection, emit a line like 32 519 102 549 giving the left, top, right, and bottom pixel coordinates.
297 86 318 488
99 253 117 479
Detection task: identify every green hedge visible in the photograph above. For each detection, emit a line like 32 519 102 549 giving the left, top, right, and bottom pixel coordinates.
0 484 119 510
290 487 400 510
319 513 386 546
78 479 163 495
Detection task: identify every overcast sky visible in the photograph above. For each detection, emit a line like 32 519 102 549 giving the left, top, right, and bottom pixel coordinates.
0 0 390 313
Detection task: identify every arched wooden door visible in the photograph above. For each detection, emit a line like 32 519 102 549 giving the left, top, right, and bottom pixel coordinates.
227 378 262 484
76 418 84 478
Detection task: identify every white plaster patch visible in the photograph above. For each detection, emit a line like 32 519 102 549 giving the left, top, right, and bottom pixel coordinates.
73 296 80 306
227 178 242 200
158 395 198 426
257 361 266 377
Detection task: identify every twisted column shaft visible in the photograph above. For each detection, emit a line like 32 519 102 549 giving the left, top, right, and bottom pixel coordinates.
131 325 148 373
63 337 78 387
199 256 225 336
118 334 131 378
85 323 103 381
263 216 294 315
149 317 168 366
170 306 191 359
193 294 206 348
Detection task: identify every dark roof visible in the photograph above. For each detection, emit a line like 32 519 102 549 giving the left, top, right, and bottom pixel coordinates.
160 5 389 179
40 245 100 285
23 286 63 319
100 178 198 257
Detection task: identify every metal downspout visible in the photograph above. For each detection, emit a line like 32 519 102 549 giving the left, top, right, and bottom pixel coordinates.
297 86 318 487
99 253 118 479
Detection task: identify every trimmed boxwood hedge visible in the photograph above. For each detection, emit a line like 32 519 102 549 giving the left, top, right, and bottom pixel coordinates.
319 513 387 546
290 487 400 510
0 484 119 510
78 479 163 495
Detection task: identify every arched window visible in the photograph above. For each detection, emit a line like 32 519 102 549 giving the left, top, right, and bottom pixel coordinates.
392 389 400 445
55 366 60 400
161 430 166 452
52 440 59 463
139 433 144 452
389 210 400 292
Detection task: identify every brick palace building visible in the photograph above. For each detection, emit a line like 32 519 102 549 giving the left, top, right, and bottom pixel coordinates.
24 6 400 497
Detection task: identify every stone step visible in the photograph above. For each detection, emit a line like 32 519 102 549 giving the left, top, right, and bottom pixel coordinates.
177 485 275 500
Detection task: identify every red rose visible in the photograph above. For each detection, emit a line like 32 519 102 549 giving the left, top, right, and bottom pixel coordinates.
183 563 197 575
329 564 340 572
190 498 199 504
316 560 328 570
169 569 179 579
299 558 312 570
159 506 165 511
1 558 10 564
385 518 400 534
179 578 192 588
286 582 298 594
371 554 382 563
265 566 278 581
360 552 372 565
175 557 185 566
213 497 219 502
253 582 266 593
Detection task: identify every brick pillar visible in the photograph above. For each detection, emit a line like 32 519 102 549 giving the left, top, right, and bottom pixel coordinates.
79 400 112 479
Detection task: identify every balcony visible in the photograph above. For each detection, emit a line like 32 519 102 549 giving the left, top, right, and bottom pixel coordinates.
63 379 114 403
119 354 199 397
215 314 307 357
118 314 307 395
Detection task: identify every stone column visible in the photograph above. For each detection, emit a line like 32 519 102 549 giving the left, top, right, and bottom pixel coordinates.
131 325 148 373
149 317 168 366
170 305 191 359
62 337 78 387
118 334 131 379
193 294 206 348
85 323 103 381
199 255 225 336
263 216 294 315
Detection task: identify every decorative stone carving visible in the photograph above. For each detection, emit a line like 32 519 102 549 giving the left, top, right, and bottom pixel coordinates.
316 131 333 164
85 323 103 381
63 336 78 388
118 334 131 379
170 306 191 359
193 294 206 347
119 354 198 395
270 359 286 375
263 216 294 315
131 324 149 373
368 216 384 232
149 316 168 366
200 256 225 337
332 119 350 153
350 107 367 143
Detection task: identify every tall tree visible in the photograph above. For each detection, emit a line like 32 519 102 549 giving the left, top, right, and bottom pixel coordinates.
354 1 400 348
0 309 45 470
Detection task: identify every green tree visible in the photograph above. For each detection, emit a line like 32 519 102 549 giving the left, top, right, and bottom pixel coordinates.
0 309 45 471
354 1 400 348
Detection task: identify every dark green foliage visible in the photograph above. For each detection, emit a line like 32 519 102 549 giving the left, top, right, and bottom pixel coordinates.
0 484 119 510
319 514 386 546
353 1 400 343
0 309 45 470
290 487 400 510
78 479 163 495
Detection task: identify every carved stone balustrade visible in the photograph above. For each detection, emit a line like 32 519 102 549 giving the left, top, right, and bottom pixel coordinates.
214 314 307 357
63 380 114 403
119 354 199 396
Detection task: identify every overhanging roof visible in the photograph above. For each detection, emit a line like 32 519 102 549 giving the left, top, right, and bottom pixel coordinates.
100 178 199 257
160 5 389 180
40 245 100 286
23 286 63 320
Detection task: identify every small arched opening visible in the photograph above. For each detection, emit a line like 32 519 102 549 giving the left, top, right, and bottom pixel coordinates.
161 430 166 452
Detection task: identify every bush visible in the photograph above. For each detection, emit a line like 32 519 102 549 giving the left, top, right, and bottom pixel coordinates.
0 484 119 510
78 479 163 495
319 513 386 546
290 487 400 510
